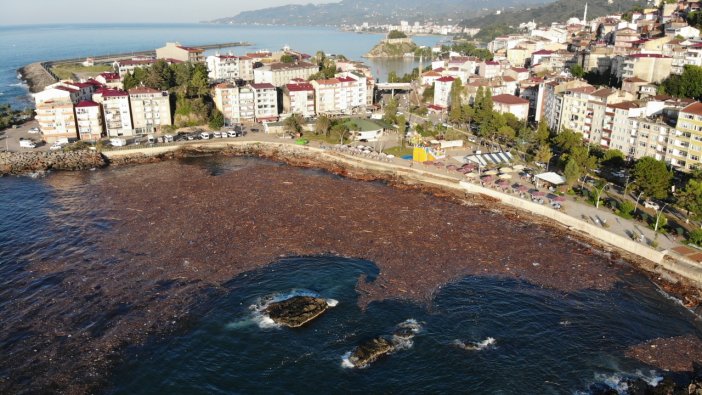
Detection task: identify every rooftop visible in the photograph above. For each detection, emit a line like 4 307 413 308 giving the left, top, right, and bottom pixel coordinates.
250 83 276 90
492 94 529 105
75 100 99 108
683 102 702 116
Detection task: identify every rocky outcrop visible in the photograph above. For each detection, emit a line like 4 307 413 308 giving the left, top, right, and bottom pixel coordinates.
348 337 395 367
264 296 330 328
363 38 418 58
0 151 107 176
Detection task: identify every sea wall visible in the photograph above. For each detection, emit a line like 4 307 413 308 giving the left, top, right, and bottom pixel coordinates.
18 62 58 93
0 150 106 175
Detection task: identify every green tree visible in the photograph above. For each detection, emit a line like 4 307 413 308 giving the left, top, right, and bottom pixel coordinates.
331 123 350 144
189 67 209 98
659 65 702 100
569 64 585 78
534 121 550 145
422 85 434 102
315 115 332 136
449 78 464 124
601 149 626 168
396 114 407 147
678 178 702 221
208 108 224 130
534 145 553 169
387 30 407 39
632 157 672 199
280 54 295 63
564 158 581 186
618 200 636 219
553 128 583 153
283 113 305 136
384 97 398 124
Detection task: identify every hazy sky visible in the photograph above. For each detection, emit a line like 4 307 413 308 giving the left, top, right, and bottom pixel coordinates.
0 0 333 25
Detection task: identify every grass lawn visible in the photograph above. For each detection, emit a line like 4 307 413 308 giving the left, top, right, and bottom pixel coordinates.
51 63 114 80
303 132 351 145
384 146 414 157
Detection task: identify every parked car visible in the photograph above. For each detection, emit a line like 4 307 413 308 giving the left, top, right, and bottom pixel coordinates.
227 130 240 138
200 132 211 140
19 138 36 148
644 201 660 210
213 131 222 138
49 142 64 151
187 133 196 141
28 127 40 134
164 134 174 143
110 138 127 147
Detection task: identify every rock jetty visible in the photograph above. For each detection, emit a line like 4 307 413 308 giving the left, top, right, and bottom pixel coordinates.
264 296 330 328
18 62 57 93
0 151 107 175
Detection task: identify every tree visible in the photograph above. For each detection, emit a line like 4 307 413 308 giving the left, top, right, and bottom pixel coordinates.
384 97 398 124
632 157 672 199
534 145 553 169
618 200 636 219
534 121 550 145
449 78 464 124
396 114 407 147
208 108 224 130
659 65 702 100
601 149 626 168
553 128 583 153
569 64 585 78
315 115 331 137
678 178 702 221
189 67 209 98
564 158 581 186
387 30 407 39
280 54 295 63
283 113 305 136
331 123 350 144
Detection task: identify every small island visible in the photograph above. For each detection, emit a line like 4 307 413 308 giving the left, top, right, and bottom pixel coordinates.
363 30 419 58
264 296 331 328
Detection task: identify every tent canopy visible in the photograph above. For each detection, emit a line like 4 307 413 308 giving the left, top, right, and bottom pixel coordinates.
535 172 566 186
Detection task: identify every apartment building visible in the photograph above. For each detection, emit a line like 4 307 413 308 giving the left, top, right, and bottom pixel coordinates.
127 87 172 134
156 42 204 63
282 82 315 117
621 54 673 83
213 83 256 124
671 102 702 170
632 117 672 161
253 62 319 87
433 76 455 108
92 88 133 137
250 83 279 123
478 61 501 79
34 100 78 144
206 55 254 82
74 100 104 142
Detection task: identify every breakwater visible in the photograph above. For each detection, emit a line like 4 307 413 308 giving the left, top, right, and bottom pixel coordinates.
0 150 106 175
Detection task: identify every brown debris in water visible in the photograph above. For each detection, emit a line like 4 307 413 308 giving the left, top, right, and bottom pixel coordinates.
626 334 702 372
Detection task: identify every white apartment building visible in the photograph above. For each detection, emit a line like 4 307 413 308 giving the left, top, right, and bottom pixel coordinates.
433 76 455 108
206 55 254 82
283 82 316 117
34 100 78 144
253 62 319 87
310 74 367 115
128 87 172 134
213 83 256 124
74 100 104 142
478 61 501 79
92 89 133 137
492 94 530 120
250 83 279 122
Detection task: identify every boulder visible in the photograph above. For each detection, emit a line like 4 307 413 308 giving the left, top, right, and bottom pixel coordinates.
348 337 394 368
264 296 329 328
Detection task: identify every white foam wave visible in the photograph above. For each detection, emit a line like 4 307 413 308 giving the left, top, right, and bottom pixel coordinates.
9 82 25 87
224 318 257 330
326 298 339 307
251 310 280 329
454 337 496 351
585 370 664 394
340 351 355 368
396 318 422 333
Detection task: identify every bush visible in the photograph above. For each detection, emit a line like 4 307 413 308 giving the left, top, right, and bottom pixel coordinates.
688 229 702 245
617 200 635 219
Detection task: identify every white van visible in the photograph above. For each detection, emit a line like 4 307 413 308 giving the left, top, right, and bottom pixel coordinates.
110 138 127 147
19 139 36 148
200 132 211 140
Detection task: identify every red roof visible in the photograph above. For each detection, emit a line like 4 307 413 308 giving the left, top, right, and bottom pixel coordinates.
511 67 528 72
608 101 640 110
250 83 275 90
98 72 120 81
433 67 445 72
484 61 500 65
683 102 702 116
492 94 529 105
128 87 162 94
532 50 555 55
177 46 204 53
286 83 314 92
96 88 128 97
629 53 670 58
337 76 357 83
436 76 455 83
54 86 79 93
75 100 100 108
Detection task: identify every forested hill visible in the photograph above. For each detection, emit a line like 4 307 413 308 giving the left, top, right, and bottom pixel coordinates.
209 0 556 26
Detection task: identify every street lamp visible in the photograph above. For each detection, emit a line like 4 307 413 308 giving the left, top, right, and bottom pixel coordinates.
594 182 611 209
654 202 670 233
623 177 636 197
634 191 644 214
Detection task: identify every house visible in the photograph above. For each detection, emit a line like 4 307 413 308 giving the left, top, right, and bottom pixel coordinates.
249 83 279 123
421 70 442 86
492 94 530 120
504 67 529 82
95 72 122 89
283 82 315 118
128 87 172 134
478 61 501 79
433 76 455 108
74 100 104 142
92 88 133 137
156 42 204 63
206 54 254 82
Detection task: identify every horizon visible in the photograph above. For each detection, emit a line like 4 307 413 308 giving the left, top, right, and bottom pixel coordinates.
0 0 334 26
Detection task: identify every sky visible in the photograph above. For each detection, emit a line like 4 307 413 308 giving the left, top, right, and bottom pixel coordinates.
0 0 334 25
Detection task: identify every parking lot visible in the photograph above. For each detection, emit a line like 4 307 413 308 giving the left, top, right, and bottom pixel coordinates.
1 120 47 152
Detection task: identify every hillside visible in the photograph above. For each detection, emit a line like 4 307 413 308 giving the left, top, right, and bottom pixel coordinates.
462 0 648 41
209 0 555 26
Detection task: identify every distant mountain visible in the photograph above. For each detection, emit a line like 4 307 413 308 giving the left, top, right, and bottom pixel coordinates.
209 0 557 26
462 0 647 39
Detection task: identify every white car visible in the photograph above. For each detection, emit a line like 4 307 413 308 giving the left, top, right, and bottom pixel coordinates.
213 131 222 138
644 201 660 210
49 142 63 151
19 139 36 148
28 127 40 134
200 132 211 140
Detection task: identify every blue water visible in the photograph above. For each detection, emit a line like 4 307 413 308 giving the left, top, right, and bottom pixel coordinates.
106 256 699 394
0 24 441 108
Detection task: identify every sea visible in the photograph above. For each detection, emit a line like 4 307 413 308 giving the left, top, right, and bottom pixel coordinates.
0 23 442 109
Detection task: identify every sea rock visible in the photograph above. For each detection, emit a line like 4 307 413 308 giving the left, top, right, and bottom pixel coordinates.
264 296 329 328
348 337 394 368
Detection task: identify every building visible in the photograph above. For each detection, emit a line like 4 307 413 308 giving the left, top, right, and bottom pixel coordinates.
253 62 319 87
95 72 122 89
249 83 279 123
492 94 530 120
206 55 254 82
310 74 368 115
621 54 673 83
672 102 702 170
156 42 204 63
283 82 316 117
74 100 104 141
92 89 133 137
478 61 501 79
433 76 455 108
127 87 172 134
35 100 78 144
213 83 256 125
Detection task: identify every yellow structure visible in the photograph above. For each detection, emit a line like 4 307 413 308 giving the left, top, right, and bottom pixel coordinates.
670 102 702 171
412 146 446 162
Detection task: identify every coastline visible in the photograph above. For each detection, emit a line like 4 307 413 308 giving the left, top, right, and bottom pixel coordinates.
5 141 702 393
